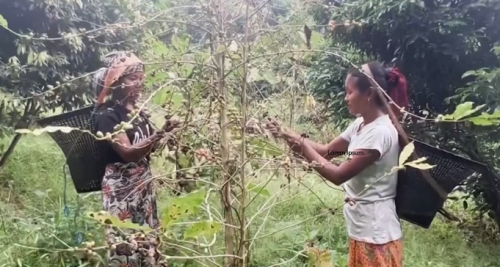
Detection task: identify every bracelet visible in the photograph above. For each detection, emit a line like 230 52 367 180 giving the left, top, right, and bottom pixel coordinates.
300 133 310 138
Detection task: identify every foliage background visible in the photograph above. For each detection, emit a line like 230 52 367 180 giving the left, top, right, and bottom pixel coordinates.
1 0 500 266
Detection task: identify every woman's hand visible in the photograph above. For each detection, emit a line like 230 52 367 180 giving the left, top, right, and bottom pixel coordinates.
265 119 285 138
163 117 182 133
150 130 168 151
150 130 165 142
265 118 302 145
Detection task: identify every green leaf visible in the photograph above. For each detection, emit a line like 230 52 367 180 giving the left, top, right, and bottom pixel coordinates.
454 102 485 120
493 46 500 56
249 68 262 82
310 31 324 47
251 138 283 157
153 88 168 105
306 247 334 267
262 72 278 85
0 15 7 28
87 211 153 232
183 220 222 239
181 63 194 78
452 102 474 118
162 190 206 228
469 117 494 126
467 111 500 126
461 70 477 79
247 182 270 197
404 162 435 170
178 153 191 168
308 230 319 240
170 92 185 110
398 142 414 166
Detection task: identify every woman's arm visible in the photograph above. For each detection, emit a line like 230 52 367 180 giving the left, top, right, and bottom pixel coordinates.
111 132 162 163
283 131 349 160
299 126 389 186
301 142 380 185
96 111 163 163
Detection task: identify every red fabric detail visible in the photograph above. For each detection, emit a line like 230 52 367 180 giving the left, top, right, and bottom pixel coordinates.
387 67 409 118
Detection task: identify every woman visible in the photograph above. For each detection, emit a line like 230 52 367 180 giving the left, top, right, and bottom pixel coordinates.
92 51 179 267
266 61 409 267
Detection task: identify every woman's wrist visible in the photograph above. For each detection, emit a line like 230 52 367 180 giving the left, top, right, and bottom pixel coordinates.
283 131 300 144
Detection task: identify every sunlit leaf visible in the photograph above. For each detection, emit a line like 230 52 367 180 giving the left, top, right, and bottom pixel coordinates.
455 103 485 120
467 110 500 126
178 153 192 168
161 190 206 228
86 211 153 232
469 117 495 126
251 138 283 157
311 30 324 47
304 95 316 112
247 182 270 197
306 247 334 267
461 70 478 79
248 68 262 82
409 157 427 164
183 220 222 239
398 142 415 166
0 15 7 28
262 72 278 85
442 102 485 121
153 88 169 105
229 41 238 52
308 230 319 240
404 162 435 170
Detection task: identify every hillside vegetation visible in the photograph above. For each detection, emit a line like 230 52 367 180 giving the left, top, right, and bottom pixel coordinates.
1 0 500 266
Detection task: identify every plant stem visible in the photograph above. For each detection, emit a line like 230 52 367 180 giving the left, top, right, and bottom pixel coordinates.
237 1 251 266
211 0 235 264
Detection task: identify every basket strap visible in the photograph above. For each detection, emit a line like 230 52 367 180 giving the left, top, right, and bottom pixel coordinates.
361 64 448 201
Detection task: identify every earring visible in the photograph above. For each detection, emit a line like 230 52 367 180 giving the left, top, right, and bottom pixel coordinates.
368 97 371 104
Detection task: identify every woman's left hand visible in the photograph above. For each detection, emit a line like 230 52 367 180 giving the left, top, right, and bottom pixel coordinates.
163 117 182 132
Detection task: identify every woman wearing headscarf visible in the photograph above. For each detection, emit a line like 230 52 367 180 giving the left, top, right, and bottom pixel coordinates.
92 51 178 267
266 61 409 267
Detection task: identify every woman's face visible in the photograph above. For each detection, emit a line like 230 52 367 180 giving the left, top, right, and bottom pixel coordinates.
117 71 145 102
344 74 371 115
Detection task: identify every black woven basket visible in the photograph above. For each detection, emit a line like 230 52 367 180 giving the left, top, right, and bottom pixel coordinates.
37 105 107 194
395 138 489 228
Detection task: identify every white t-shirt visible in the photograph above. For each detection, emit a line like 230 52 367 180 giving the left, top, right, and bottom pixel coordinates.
339 114 402 244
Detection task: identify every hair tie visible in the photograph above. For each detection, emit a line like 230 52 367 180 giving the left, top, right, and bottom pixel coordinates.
387 67 409 118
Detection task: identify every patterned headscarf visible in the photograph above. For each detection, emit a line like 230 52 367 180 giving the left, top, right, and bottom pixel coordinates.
92 51 145 104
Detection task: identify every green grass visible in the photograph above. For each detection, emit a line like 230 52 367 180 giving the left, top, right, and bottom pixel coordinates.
0 134 500 267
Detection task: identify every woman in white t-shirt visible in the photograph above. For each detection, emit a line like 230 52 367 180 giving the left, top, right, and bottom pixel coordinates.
266 61 409 267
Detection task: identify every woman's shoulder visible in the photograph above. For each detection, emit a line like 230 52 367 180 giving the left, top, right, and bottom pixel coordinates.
95 102 128 120
369 115 397 135
93 103 130 132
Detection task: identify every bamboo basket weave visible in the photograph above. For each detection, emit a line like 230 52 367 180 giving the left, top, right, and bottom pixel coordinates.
395 138 489 228
37 105 106 193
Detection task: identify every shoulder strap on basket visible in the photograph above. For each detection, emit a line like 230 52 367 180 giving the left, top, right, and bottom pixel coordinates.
361 64 448 201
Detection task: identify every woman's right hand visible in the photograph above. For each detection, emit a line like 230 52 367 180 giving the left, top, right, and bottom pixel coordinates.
150 130 166 142
265 119 299 142
265 119 285 138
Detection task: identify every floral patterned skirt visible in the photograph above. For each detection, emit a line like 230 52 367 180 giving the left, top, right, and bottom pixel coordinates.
101 162 167 267
348 238 403 267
